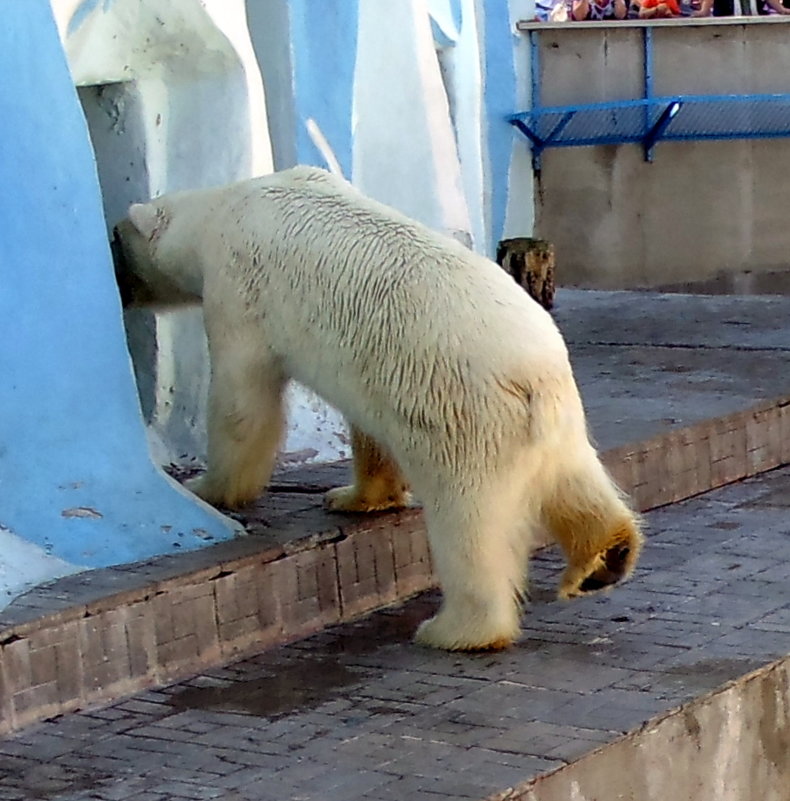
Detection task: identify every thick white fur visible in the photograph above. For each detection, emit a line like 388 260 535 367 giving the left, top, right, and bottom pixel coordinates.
116 166 642 651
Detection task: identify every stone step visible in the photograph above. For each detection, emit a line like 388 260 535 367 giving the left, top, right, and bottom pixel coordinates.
2 464 788 799
2 391 788 734
4 287 790 734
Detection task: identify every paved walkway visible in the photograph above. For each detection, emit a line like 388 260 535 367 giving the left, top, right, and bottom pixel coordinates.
2 465 789 801
554 290 790 450
3 288 790 797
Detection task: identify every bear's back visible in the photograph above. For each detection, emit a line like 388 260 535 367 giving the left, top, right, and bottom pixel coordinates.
193 170 574 435
214 168 563 357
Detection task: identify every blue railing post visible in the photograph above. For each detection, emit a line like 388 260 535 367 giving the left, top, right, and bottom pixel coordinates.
643 26 654 162
529 29 543 170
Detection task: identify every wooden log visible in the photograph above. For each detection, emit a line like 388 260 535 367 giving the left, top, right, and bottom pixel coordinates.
496 237 556 310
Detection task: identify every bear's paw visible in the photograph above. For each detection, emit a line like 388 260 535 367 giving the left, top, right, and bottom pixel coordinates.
557 540 638 600
183 474 259 510
414 612 518 652
324 484 412 514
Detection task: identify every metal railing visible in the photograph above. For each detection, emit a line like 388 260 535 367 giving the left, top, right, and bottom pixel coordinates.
511 21 790 167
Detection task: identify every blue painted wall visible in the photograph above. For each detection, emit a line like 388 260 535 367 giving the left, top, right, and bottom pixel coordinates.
247 1 358 176
249 0 524 250
0 0 238 567
290 0 358 176
481 0 520 249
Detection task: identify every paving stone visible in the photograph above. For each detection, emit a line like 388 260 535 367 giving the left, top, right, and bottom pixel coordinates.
362 774 493 800
477 719 610 757
143 781 227 800
112 793 169 801
2 468 790 800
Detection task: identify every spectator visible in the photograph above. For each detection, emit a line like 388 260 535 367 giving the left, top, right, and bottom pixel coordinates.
571 0 628 19
639 0 682 15
694 0 790 13
757 0 790 13
536 0 571 20
626 0 644 17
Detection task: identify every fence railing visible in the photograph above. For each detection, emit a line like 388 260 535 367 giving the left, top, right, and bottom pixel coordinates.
511 20 790 167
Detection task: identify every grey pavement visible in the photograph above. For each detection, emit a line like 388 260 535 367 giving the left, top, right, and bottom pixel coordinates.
554 289 790 450
2 465 789 801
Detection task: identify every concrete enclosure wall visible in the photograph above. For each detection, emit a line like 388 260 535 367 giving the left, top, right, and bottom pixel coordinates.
517 658 790 801
525 21 790 289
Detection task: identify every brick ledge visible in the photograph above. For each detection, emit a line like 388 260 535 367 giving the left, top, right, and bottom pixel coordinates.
1 395 789 734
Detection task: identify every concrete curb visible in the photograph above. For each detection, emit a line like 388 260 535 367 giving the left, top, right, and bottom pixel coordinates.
603 394 790 510
491 656 790 801
1 395 789 734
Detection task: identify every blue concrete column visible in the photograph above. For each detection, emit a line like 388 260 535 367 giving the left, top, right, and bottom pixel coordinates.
246 0 358 174
0 0 239 568
480 0 525 252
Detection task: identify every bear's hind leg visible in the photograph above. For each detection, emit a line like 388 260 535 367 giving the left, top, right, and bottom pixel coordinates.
186 343 286 509
544 449 643 599
325 426 411 512
414 486 530 651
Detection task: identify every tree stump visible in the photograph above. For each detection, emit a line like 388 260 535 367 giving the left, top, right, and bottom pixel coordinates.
496 237 556 311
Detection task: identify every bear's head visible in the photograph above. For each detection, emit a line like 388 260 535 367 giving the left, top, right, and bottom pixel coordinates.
112 198 203 308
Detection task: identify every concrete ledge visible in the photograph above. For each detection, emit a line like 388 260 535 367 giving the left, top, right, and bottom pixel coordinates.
2 392 789 734
499 656 790 801
603 394 790 510
0 501 432 734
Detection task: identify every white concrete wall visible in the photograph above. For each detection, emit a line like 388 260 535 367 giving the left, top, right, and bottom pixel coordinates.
353 0 472 245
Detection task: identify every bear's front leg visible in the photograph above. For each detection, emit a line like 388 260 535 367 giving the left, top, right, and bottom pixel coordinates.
325 426 412 512
186 334 287 509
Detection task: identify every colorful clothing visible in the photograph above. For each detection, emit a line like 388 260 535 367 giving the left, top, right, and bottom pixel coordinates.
583 0 622 17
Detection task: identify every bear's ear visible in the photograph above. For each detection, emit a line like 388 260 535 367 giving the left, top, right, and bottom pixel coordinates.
128 203 168 241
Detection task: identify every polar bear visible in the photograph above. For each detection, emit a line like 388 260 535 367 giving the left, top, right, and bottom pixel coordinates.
113 166 643 652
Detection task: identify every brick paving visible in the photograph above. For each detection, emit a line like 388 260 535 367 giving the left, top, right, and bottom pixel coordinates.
2 467 789 801
5 289 790 732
